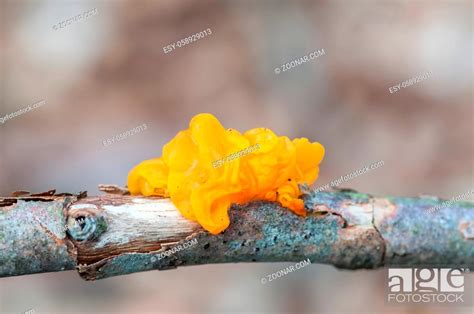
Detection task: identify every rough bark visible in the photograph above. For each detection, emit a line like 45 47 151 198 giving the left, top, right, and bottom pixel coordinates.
1 189 473 281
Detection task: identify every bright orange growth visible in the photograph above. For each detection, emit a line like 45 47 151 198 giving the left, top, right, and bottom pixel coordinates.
127 113 325 234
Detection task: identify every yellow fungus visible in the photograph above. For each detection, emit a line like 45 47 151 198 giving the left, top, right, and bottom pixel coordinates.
127 113 325 234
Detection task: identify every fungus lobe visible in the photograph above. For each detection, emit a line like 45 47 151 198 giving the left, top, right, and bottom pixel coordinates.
128 113 325 234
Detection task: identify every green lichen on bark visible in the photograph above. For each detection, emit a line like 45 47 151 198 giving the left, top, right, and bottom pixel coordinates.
0 197 77 277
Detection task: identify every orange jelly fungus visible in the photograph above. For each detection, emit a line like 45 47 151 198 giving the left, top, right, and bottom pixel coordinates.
127 113 325 234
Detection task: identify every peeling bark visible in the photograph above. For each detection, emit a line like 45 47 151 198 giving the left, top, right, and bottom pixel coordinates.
1 190 473 281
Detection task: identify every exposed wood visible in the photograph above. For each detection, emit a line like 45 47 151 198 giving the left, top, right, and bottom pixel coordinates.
1 190 473 281
67 196 201 265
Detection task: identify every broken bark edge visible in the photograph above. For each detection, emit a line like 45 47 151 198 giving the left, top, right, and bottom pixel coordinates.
1 190 473 280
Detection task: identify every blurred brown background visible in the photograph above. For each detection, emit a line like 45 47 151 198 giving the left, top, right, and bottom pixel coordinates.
0 0 473 313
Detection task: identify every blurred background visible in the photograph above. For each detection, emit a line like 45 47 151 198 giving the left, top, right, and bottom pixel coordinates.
0 0 473 313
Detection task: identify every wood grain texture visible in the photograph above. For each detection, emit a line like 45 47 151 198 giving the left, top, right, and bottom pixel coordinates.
67 195 201 265
1 190 473 281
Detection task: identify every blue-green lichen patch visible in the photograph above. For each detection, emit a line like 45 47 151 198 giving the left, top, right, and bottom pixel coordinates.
0 197 77 277
81 195 384 280
303 191 371 211
374 196 474 268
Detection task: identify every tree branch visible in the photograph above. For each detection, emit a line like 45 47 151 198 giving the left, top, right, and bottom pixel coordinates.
1 190 473 281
